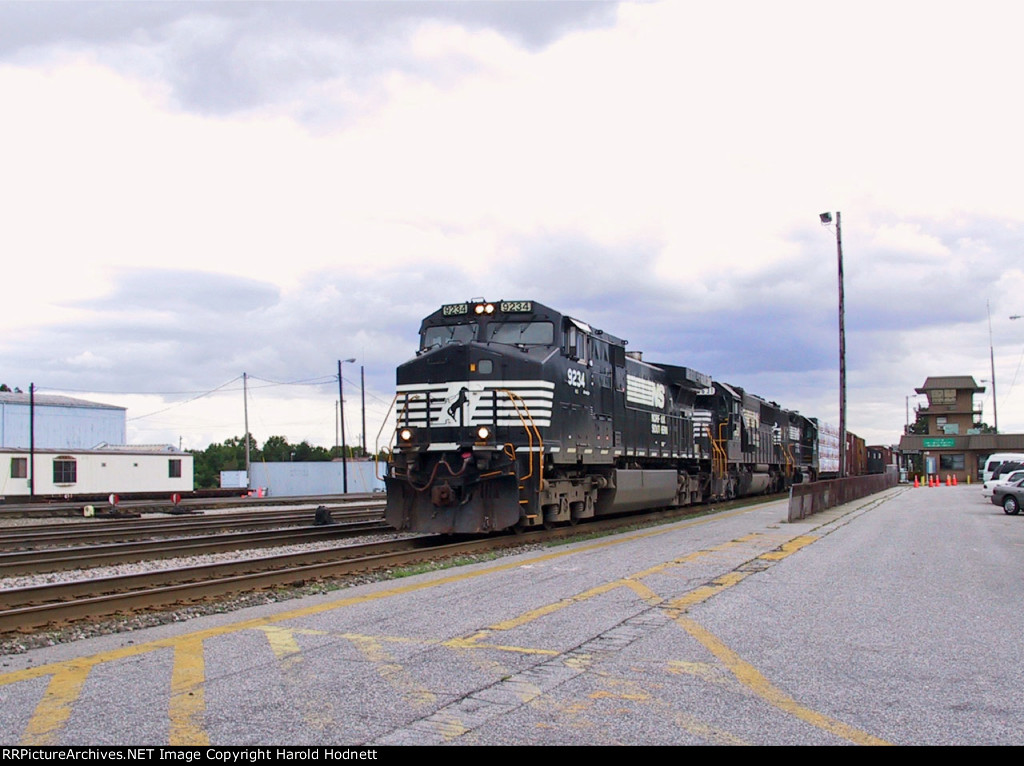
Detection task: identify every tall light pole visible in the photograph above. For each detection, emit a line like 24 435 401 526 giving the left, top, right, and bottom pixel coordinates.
338 358 356 493
820 211 846 478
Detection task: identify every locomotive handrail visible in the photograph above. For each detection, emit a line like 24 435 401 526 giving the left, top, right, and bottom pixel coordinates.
497 389 544 488
373 393 403 481
783 443 795 478
712 422 729 480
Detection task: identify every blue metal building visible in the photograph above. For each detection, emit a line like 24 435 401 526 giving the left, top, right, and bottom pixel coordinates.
0 393 126 449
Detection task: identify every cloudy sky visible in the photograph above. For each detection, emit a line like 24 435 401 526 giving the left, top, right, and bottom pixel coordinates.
2 0 1023 452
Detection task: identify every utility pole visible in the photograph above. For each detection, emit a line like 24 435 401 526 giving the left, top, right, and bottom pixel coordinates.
29 382 35 499
361 365 367 457
338 358 355 493
243 372 251 488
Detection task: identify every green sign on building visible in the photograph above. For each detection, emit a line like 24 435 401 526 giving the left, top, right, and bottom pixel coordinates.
922 437 956 448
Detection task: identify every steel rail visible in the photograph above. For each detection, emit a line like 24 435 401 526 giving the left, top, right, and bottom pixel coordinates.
0 505 385 549
0 520 393 575
0 534 527 632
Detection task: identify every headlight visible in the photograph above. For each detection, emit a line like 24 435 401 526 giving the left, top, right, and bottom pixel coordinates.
474 302 495 315
398 428 414 442
476 426 491 441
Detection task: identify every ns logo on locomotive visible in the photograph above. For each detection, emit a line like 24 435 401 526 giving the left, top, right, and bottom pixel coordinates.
384 299 821 534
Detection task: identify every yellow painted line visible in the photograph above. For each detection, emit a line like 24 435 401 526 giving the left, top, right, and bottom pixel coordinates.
672 712 751 746
345 633 436 707
431 713 471 741
443 635 559 656
674 616 890 746
257 625 307 665
590 690 650 701
657 530 889 745
620 579 662 604
20 661 94 745
666 572 749 613
169 636 209 746
760 535 817 560
666 660 731 685
490 580 622 631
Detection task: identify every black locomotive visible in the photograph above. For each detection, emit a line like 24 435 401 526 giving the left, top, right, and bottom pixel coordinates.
384 299 821 534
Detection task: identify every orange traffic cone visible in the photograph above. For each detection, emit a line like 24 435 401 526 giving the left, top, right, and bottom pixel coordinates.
914 476 919 488
953 475 958 486
946 475 951 486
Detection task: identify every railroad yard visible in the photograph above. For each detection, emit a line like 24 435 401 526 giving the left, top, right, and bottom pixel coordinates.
1 484 1022 746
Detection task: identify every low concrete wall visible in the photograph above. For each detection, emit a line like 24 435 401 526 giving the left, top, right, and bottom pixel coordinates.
788 471 899 522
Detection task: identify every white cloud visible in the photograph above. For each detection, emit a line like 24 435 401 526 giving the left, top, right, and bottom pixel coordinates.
3 1 1024 452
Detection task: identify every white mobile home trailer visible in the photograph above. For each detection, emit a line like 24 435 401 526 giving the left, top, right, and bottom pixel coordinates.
0 447 193 499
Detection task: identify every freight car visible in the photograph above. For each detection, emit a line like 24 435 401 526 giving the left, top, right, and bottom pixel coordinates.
384 299 823 534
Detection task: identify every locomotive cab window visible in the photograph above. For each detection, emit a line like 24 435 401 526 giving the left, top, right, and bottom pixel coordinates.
483 321 553 346
566 321 590 363
421 322 478 351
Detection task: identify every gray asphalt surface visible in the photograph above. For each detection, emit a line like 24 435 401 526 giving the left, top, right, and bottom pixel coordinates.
1 483 1019 746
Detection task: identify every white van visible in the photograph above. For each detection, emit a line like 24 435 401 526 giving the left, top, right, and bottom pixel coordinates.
981 453 1024 483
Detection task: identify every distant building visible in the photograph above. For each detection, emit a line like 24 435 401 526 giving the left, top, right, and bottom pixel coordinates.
0 392 192 499
0 446 193 499
222 460 385 497
898 375 1024 481
0 392 125 449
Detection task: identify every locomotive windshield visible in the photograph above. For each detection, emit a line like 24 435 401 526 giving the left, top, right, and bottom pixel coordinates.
483 321 554 346
421 322 478 351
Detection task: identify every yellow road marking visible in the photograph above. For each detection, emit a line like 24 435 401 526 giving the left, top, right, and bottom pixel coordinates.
345 633 436 707
169 636 209 746
674 616 890 746
760 535 817 560
20 661 93 745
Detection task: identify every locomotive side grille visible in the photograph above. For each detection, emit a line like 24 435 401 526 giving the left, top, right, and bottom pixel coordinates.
396 380 555 428
692 409 712 438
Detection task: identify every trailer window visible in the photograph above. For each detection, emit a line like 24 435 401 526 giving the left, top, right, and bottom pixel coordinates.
10 457 27 479
169 459 182 478
53 457 77 484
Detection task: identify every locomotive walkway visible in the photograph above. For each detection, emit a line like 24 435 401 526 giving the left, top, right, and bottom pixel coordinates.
1 484 1020 746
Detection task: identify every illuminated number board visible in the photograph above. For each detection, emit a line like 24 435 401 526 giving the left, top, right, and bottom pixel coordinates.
500 301 533 313
442 303 469 316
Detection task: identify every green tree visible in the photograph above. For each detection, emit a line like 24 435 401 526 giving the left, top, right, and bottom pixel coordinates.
190 435 259 489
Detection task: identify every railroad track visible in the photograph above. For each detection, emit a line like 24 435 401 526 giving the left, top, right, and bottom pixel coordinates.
0 519 393 575
0 497 770 635
0 503 386 550
0 533 532 633
0 492 384 520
